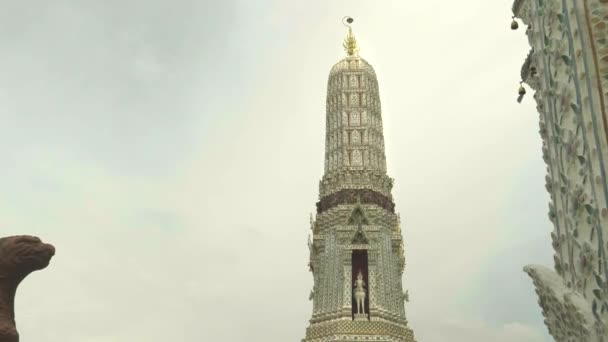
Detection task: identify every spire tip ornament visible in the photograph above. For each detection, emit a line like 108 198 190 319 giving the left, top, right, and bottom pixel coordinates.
517 81 526 103
342 16 359 56
511 16 519 30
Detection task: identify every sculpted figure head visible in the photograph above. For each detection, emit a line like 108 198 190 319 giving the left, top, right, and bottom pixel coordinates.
0 236 55 280
0 235 55 342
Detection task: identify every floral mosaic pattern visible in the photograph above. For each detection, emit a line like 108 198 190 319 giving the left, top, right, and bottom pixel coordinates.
515 0 608 340
525 265 595 341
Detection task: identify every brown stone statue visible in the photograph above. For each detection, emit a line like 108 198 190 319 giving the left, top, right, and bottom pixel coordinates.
0 236 55 342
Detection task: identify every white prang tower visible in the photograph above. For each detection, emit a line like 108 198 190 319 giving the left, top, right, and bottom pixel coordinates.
302 18 417 342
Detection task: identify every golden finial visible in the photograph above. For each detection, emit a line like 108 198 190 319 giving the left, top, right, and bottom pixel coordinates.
342 16 359 56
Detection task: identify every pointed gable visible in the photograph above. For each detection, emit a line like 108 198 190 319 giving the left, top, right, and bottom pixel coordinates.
347 205 369 225
351 225 369 245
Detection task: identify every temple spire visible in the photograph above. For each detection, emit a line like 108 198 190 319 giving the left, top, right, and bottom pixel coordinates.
302 18 417 342
342 16 359 56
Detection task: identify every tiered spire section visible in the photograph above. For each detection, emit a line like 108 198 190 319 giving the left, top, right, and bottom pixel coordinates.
320 23 393 203
324 28 387 176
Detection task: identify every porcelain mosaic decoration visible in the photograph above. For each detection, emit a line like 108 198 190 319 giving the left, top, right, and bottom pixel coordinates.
514 0 608 340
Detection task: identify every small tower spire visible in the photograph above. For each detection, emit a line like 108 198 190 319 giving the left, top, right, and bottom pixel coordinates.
342 16 359 56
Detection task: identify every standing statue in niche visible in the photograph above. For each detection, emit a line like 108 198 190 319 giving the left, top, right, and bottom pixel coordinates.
0 235 55 342
353 269 367 319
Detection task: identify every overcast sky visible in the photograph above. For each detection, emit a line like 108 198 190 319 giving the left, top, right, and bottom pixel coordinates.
0 1 554 341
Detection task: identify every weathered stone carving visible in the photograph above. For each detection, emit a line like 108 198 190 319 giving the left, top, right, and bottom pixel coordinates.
316 188 395 214
0 236 55 342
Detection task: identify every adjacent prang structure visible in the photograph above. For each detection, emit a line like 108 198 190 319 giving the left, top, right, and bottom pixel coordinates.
513 0 608 340
301 18 417 342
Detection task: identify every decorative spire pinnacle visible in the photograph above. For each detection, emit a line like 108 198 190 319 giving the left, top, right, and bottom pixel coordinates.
342 16 359 56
